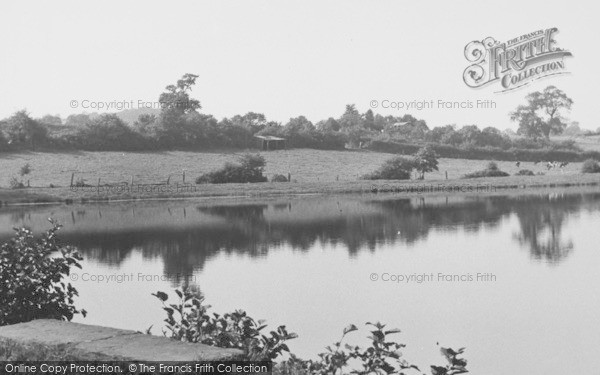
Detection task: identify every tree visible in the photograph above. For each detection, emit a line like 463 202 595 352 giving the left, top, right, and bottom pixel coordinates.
78 114 144 150
339 104 364 130
2 110 48 150
65 113 92 127
158 73 202 144
231 112 268 134
413 146 439 179
38 115 63 126
317 117 340 132
363 109 375 130
458 125 481 146
510 86 573 139
284 116 315 134
480 127 510 148
134 113 158 136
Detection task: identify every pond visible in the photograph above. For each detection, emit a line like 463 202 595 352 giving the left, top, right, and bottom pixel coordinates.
1 191 599 374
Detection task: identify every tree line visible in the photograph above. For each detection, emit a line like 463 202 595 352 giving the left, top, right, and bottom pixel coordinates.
0 74 594 157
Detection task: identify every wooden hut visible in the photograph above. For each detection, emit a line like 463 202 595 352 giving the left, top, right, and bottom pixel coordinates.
254 135 287 151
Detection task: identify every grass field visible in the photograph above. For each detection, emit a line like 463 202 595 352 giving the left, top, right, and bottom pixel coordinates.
0 149 599 204
0 149 592 188
555 135 600 152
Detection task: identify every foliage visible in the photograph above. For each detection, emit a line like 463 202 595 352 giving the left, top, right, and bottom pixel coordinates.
0 111 48 150
196 154 268 184
413 146 439 179
0 82 587 159
271 174 289 182
152 287 297 361
581 159 600 173
510 86 573 139
279 322 467 375
8 177 25 189
515 169 535 176
20 163 32 176
463 162 509 178
0 220 86 326
362 156 415 180
74 114 148 150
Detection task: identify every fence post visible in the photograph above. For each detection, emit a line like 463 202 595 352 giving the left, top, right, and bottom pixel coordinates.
183 171 186 184
167 176 170 185
131 175 134 186
70 173 75 187
445 171 448 180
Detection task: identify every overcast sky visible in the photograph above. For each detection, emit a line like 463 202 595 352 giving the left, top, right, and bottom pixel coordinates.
0 0 595 130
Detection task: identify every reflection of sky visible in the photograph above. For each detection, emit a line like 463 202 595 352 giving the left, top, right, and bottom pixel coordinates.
1 194 599 374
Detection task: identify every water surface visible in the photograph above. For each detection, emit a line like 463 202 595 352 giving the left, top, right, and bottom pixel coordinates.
1 192 599 375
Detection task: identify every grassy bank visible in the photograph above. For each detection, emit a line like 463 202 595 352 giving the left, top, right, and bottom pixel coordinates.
1 149 599 205
1 173 599 206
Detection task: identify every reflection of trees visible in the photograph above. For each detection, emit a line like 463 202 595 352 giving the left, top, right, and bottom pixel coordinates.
14 193 599 278
512 194 580 263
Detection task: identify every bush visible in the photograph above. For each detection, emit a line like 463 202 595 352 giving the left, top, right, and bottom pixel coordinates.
152 288 297 361
8 177 25 189
153 288 468 372
0 221 86 326
463 162 510 178
19 163 32 176
515 169 535 176
582 159 600 173
196 154 268 184
278 323 468 375
486 161 499 171
271 174 288 182
362 156 414 180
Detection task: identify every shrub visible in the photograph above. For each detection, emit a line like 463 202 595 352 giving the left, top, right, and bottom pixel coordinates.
152 288 297 361
279 322 467 375
271 174 288 182
486 161 499 171
8 177 25 189
582 159 600 173
362 156 414 180
0 221 86 326
463 162 510 178
19 163 32 176
196 154 268 184
515 169 535 176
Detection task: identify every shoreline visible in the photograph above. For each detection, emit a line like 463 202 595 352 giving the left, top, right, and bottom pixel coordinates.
1 173 599 207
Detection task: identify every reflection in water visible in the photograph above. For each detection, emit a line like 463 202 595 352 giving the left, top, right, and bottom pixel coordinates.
1 193 598 279
513 194 575 262
1 192 600 375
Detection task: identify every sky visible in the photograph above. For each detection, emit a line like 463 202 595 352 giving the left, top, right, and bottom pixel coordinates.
0 0 596 130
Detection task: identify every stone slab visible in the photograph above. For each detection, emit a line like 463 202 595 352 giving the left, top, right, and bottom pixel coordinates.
0 319 244 361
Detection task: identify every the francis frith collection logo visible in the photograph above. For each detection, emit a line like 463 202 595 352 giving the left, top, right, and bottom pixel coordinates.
463 27 572 92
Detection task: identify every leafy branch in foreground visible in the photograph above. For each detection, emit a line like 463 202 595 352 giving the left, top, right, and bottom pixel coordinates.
0 220 86 326
152 288 468 374
281 322 467 375
151 287 297 361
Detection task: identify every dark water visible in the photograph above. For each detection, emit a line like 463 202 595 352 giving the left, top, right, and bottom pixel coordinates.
1 192 599 374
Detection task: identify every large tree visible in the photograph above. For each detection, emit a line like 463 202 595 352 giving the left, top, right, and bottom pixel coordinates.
2 111 48 150
158 73 202 144
510 86 573 140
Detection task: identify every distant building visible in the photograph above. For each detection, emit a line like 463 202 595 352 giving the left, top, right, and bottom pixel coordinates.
254 135 287 151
